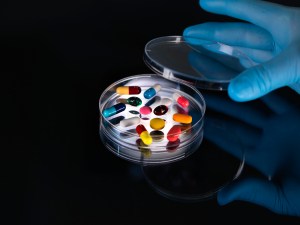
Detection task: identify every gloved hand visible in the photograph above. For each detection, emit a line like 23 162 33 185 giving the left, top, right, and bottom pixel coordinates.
203 90 300 216
183 0 300 102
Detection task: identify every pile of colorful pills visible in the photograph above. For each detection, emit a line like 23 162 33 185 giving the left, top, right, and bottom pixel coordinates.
102 83 194 151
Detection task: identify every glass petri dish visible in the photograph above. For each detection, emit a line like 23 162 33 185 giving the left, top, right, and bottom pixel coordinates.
144 35 256 91
99 74 206 165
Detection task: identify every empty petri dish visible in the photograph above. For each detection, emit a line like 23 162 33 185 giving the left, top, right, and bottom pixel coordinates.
144 36 256 91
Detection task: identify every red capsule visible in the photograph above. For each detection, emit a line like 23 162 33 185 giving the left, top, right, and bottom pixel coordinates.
173 93 189 108
167 125 182 142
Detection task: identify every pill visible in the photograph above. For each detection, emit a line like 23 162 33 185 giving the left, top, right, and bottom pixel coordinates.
150 118 165 130
150 130 164 142
167 125 182 142
129 110 140 115
145 96 161 107
116 86 141 95
127 97 142 106
154 105 168 116
136 124 152 145
120 116 140 127
160 98 172 106
139 106 152 115
109 116 125 125
173 113 192 124
173 93 189 108
144 84 161 99
103 103 126 118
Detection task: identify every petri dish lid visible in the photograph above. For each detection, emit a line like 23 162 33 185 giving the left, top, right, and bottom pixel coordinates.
144 36 256 91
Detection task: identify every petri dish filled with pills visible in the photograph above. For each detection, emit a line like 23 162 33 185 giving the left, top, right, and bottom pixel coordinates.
99 74 205 165
99 35 252 201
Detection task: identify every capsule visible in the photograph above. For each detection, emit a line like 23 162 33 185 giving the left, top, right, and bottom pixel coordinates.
150 118 165 130
173 93 189 108
136 124 152 145
120 116 140 127
173 113 192 124
167 125 182 142
116 86 141 95
127 97 142 106
154 105 168 116
103 103 126 118
144 84 161 99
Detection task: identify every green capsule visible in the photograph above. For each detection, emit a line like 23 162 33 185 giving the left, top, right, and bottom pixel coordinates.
127 97 142 107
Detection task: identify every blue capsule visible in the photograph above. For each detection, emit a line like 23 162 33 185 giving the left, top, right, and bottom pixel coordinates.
103 103 126 118
144 84 161 99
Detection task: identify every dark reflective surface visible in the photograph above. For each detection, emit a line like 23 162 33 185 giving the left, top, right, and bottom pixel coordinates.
4 0 300 224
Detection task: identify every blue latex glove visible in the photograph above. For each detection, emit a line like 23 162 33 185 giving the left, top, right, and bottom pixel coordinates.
203 90 300 216
183 0 300 102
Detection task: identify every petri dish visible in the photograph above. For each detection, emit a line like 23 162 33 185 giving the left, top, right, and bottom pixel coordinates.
99 74 205 165
144 35 256 91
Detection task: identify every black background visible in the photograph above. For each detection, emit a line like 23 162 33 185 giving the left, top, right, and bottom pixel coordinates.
3 0 300 224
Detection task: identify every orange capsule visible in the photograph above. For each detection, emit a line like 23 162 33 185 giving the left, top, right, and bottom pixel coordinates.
172 113 192 124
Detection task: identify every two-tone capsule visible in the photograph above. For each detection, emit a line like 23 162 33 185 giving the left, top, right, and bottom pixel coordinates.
103 103 126 118
144 84 161 99
116 86 141 95
136 124 152 145
173 93 189 108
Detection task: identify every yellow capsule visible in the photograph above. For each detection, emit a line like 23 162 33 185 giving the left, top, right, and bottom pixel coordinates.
136 124 152 145
150 118 165 130
173 113 192 124
140 131 153 145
